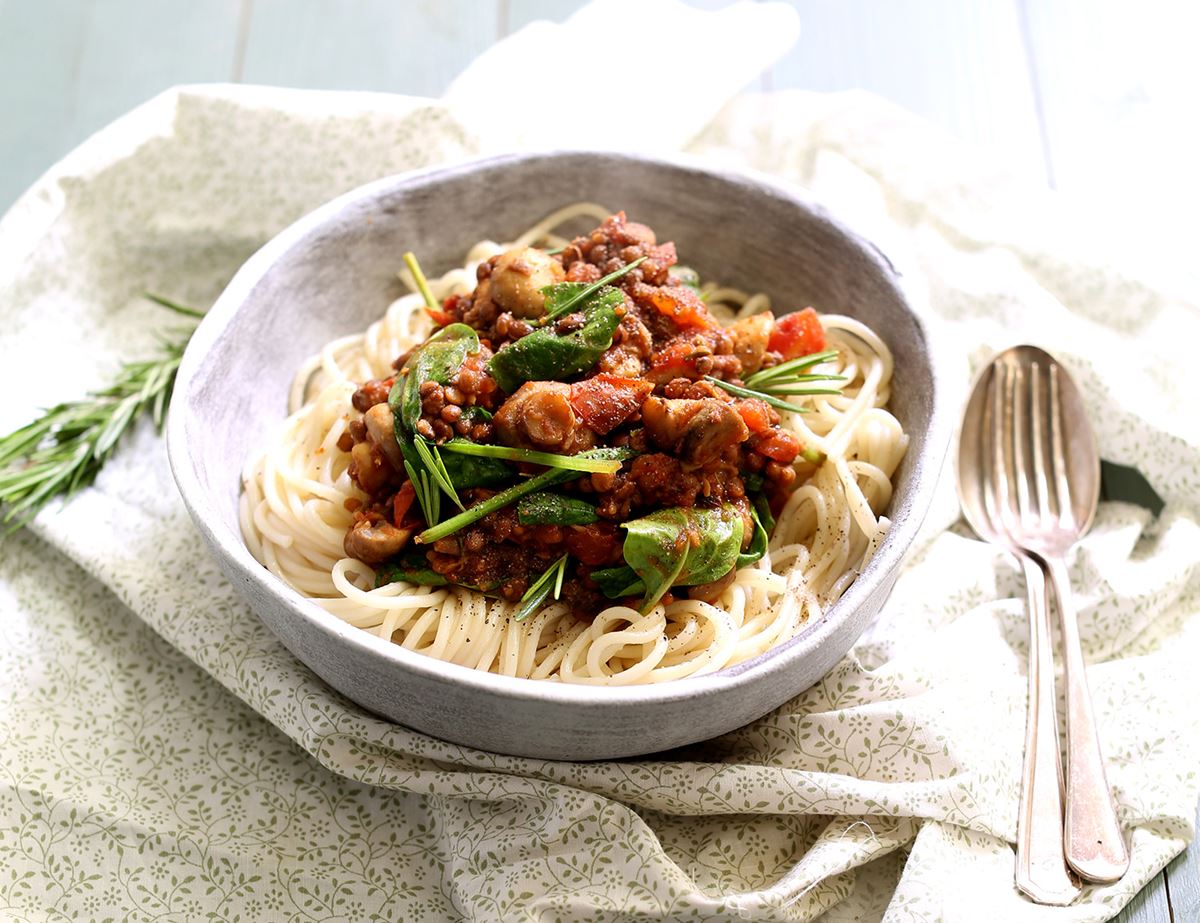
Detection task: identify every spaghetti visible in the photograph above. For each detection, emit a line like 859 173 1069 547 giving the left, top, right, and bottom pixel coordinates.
240 204 907 684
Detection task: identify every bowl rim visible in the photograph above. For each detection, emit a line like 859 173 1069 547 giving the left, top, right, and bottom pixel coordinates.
167 148 949 710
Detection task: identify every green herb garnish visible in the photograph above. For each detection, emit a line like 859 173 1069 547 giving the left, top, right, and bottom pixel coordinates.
403 459 440 527
705 349 845 412
743 349 842 390
412 437 464 511
517 493 599 526
441 439 623 474
488 290 623 393
619 504 744 613
403 251 439 315
539 256 645 323
375 551 449 588
416 447 632 545
703 378 810 414
0 295 200 529
513 553 570 621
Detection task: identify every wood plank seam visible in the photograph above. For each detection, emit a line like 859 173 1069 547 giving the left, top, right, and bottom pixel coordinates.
233 0 254 82
1013 0 1057 188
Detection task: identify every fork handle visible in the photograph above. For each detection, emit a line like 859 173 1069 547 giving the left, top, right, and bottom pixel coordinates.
1015 554 1080 904
1044 555 1130 882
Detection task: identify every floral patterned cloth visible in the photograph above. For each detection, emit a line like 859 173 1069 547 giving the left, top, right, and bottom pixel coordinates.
2 31 1199 923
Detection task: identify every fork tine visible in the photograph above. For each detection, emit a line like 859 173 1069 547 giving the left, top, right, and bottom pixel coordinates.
1028 361 1050 522
1048 363 1074 529
1010 361 1032 528
987 362 1014 533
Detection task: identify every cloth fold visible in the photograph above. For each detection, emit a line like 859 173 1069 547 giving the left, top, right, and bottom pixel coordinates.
1 7 1199 922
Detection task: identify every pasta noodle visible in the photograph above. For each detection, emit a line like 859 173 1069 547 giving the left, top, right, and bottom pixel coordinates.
239 204 908 685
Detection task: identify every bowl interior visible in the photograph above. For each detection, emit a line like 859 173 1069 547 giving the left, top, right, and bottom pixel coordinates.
174 151 941 685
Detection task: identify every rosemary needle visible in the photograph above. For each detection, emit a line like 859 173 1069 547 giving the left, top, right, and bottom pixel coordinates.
0 296 201 529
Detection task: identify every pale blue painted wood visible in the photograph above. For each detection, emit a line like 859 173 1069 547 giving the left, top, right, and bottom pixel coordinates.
1114 871 1171 923
0 0 241 215
240 0 500 98
0 0 91 212
1163 801 1200 922
504 0 588 31
1020 0 1199 281
769 0 1049 186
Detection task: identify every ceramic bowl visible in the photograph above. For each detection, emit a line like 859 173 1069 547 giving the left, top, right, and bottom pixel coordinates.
168 151 946 760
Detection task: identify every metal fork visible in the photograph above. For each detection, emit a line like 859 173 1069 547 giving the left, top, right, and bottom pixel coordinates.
992 348 1130 883
975 363 1079 904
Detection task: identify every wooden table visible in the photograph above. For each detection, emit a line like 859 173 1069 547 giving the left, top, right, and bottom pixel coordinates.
1 2 1195 919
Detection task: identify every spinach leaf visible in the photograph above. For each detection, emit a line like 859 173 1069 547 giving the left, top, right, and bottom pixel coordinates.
374 551 448 588
440 451 511 490
621 504 744 613
589 564 644 599
737 497 771 569
384 326 509 491
458 406 492 426
487 289 622 392
517 493 599 526
388 322 479 434
541 257 644 322
752 492 775 534
741 470 765 494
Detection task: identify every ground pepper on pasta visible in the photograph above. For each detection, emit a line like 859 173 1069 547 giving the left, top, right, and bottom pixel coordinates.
240 204 908 684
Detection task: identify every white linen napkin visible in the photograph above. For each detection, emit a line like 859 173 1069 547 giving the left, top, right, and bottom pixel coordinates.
1 3 1197 921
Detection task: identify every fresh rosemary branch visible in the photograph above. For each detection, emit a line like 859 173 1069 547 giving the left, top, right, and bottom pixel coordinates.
704 349 846 414
412 436 464 511
403 459 440 528
0 296 201 528
513 553 569 622
743 349 841 389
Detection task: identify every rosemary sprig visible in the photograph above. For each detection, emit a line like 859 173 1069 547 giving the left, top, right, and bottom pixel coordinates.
540 257 646 323
743 349 841 389
513 553 569 621
0 295 201 528
704 377 814 414
704 349 846 414
403 459 440 527
440 438 624 474
412 437 464 511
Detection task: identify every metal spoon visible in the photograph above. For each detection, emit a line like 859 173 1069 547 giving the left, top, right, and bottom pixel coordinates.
986 345 1129 883
958 359 1080 905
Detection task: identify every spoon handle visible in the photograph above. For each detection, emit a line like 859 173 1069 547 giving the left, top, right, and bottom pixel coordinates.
1044 555 1130 882
1015 553 1080 904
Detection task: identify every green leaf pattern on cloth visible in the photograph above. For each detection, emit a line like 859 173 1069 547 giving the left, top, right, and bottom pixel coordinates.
1 86 1198 922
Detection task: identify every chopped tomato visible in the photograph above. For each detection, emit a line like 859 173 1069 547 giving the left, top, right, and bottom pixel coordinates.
424 294 460 328
570 373 653 435
392 481 417 526
735 399 774 435
566 522 622 566
757 431 801 463
647 339 700 382
767 308 826 359
643 285 714 330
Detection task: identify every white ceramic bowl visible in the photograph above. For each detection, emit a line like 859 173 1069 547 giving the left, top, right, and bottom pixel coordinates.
168 151 947 760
